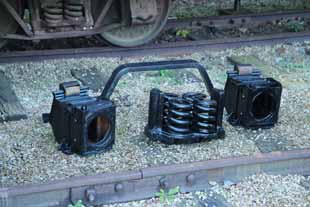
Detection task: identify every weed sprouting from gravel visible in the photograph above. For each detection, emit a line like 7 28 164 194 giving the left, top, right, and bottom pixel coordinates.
156 186 180 204
68 200 85 207
286 20 305 32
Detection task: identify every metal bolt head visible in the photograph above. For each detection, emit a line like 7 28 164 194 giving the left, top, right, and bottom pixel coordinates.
159 178 168 189
115 183 124 192
186 174 195 184
85 189 96 203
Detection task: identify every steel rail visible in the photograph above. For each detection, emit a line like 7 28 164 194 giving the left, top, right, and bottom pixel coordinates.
1 149 310 207
1 30 310 64
165 9 310 29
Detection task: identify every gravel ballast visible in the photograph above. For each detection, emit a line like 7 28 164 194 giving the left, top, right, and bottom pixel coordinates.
0 43 309 190
171 0 310 18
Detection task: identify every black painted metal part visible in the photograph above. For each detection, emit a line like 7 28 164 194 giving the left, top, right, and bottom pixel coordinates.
101 59 225 145
224 64 282 129
43 81 116 156
44 59 225 155
146 90 225 144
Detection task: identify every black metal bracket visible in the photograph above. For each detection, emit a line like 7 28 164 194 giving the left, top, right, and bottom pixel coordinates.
100 59 216 100
98 59 225 144
0 0 33 37
100 59 225 127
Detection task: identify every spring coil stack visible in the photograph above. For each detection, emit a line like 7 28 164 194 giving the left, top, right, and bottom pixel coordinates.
42 0 64 27
146 89 225 144
184 93 218 135
64 0 84 22
42 0 84 27
163 94 192 135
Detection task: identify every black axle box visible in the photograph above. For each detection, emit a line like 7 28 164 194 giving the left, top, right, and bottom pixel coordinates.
224 64 282 129
44 81 115 156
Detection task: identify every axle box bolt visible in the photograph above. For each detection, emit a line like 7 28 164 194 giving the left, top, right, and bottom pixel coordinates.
115 183 124 192
186 174 195 185
159 177 168 189
85 189 96 203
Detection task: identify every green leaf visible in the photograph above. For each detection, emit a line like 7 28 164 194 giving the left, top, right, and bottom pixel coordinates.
168 186 180 195
68 200 85 207
176 29 190 38
167 195 175 202
159 196 165 203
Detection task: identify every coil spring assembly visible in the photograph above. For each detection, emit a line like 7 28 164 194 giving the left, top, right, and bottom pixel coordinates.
146 89 225 144
193 100 217 134
163 96 193 135
64 0 84 21
43 1 64 27
183 92 218 134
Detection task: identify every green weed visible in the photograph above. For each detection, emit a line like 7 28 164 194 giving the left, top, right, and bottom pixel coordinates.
159 69 174 78
155 186 180 204
68 200 85 207
286 20 305 32
176 29 190 38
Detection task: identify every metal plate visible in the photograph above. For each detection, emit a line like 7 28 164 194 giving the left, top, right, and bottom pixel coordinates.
130 0 158 24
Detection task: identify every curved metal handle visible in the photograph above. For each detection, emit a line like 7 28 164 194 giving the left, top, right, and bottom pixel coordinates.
100 59 215 100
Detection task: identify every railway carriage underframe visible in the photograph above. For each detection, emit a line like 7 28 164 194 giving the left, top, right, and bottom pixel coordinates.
0 0 171 47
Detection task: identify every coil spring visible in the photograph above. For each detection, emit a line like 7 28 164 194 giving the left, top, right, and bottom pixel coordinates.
43 1 63 27
194 100 217 134
183 92 207 103
163 93 178 112
163 94 193 134
64 0 84 21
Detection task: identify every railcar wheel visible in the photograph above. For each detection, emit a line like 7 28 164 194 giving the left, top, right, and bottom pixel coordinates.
96 0 170 47
0 1 22 48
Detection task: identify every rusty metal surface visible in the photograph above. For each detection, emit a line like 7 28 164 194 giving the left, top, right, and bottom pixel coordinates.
94 0 113 28
1 29 310 64
1 9 310 63
1 7 310 41
0 0 168 43
129 0 158 24
0 0 32 36
0 0 27 47
1 149 310 207
166 9 310 29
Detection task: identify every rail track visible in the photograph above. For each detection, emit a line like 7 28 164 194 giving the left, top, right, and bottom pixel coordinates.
1 149 310 207
1 10 310 63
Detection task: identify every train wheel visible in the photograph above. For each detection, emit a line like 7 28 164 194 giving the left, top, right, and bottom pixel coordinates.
98 0 170 47
0 1 22 48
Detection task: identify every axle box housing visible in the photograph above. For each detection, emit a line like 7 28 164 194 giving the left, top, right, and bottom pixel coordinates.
44 81 115 156
224 64 282 129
